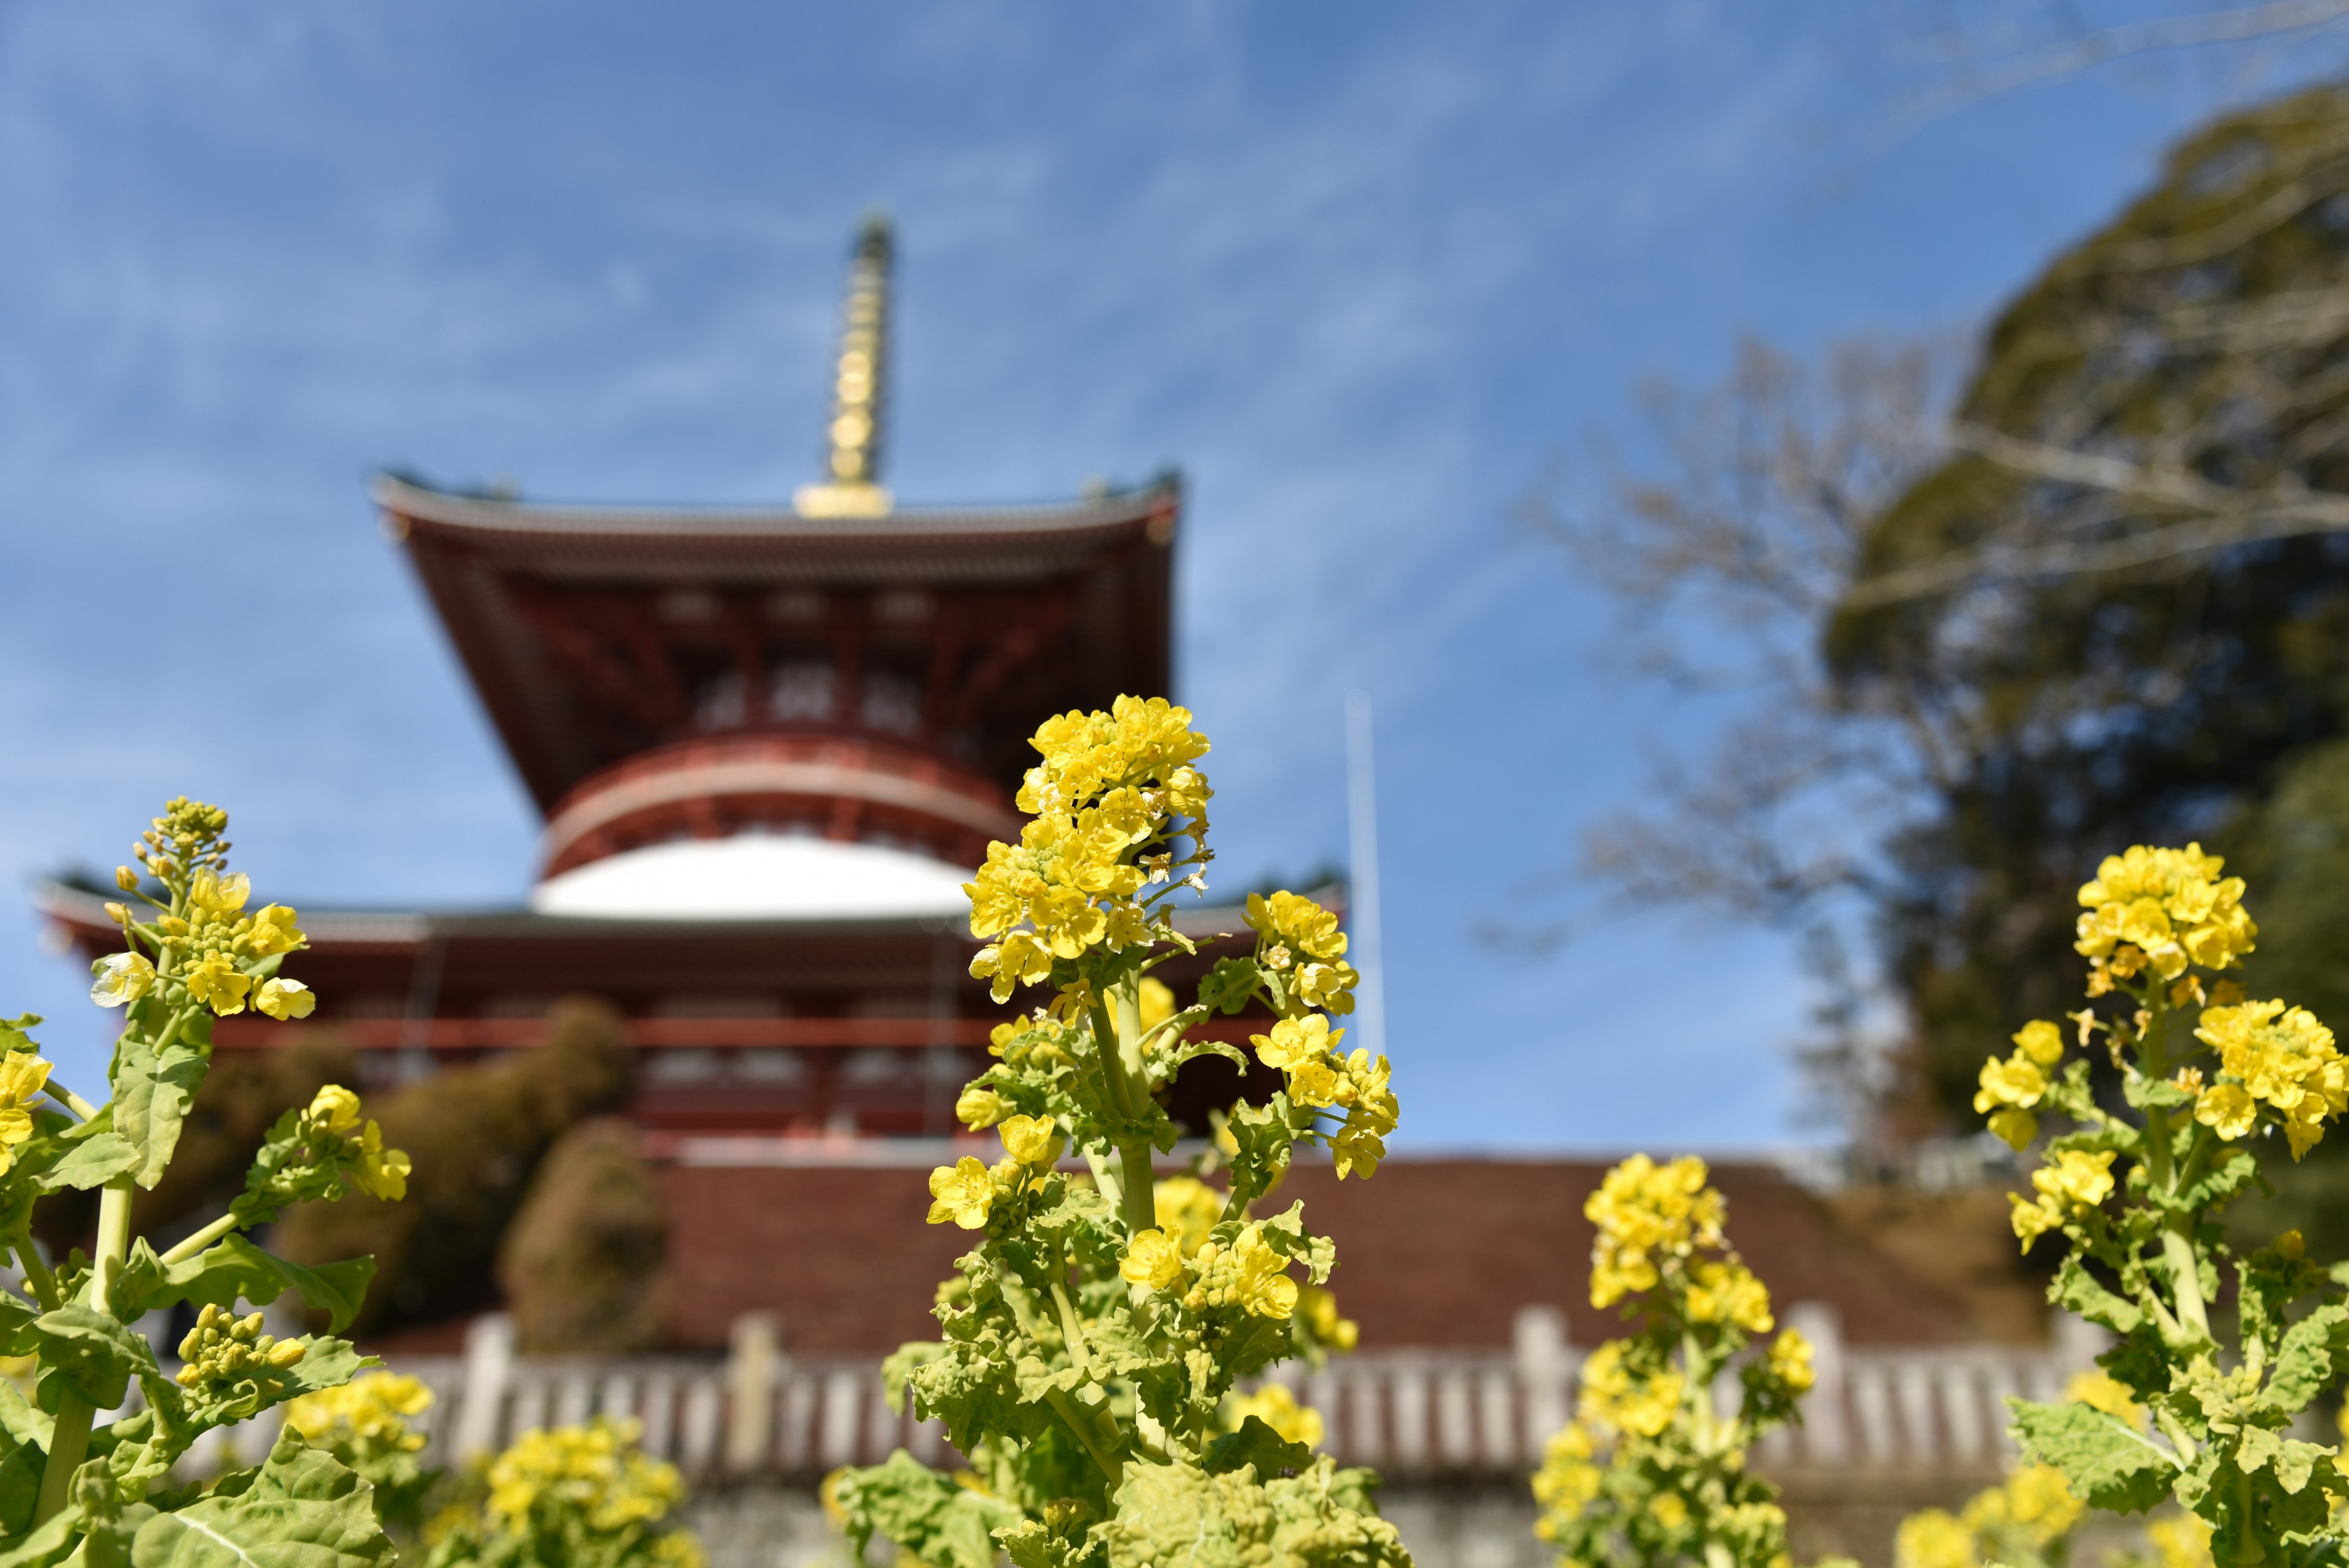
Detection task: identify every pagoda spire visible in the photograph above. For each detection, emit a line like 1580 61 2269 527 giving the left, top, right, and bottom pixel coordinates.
795 215 895 519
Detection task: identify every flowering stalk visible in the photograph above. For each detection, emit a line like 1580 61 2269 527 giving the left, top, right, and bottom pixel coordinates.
1532 1156 1825 1568
0 798 410 1562
831 698 1408 1568
1976 845 2349 1566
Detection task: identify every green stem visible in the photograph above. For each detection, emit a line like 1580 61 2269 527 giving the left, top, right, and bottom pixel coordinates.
2236 1467 2265 1566
1116 1139 1157 1238
1044 1387 1123 1488
159 1210 241 1268
37 1180 136 1523
2162 1225 2211 1340
1050 1279 1093 1377
12 1233 58 1312
40 1082 98 1123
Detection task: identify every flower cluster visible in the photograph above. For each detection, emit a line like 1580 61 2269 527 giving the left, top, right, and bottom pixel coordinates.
1245 891 1359 1014
837 702 1408 1568
1586 1154 1724 1307
1973 1020 2068 1151
1249 1008 1397 1178
1894 1466 2083 1568
2190 1000 2345 1157
1224 1383 1323 1449
1983 845 2349 1567
2074 843 2257 986
430 1419 703 1568
284 1371 434 1455
966 696 1212 1000
925 1115 1066 1230
174 1304 307 1402
1533 1156 1821 1568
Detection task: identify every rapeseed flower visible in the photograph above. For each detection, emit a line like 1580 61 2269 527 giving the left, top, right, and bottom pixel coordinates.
1686 1260 1773 1334
0 1055 49 1174
2075 843 2255 979
1225 1383 1323 1449
926 1157 995 1230
1586 1154 1722 1307
89 952 154 1009
1119 1228 1186 1291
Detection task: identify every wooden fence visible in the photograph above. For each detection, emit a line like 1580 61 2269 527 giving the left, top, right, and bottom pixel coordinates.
161 1304 2103 1482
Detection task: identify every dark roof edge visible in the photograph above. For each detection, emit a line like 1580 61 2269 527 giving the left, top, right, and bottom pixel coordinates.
369 471 1178 540
32 878 1248 946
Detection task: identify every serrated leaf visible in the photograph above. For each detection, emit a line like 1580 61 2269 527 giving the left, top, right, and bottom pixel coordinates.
129 1434 392 1568
2050 1257 2143 1335
1201 1415 1316 1478
2125 1074 2195 1109
2009 1396 2176 1514
2266 1304 2349 1414
0 1504 79 1568
111 1238 374 1336
829 1451 1022 1568
31 1308 154 1412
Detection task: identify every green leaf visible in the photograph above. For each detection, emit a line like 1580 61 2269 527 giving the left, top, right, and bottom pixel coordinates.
31 1307 155 1412
1254 1204 1336 1286
112 1238 374 1336
828 1451 1022 1568
2009 1396 2176 1514
1198 959 1258 1017
111 1030 208 1192
0 1020 39 1055
129 1433 393 1568
2125 1073 2195 1109
1201 1416 1316 1479
40 1127 139 1195
2266 1303 2349 1414
0 1504 79 1568
2051 1257 2143 1336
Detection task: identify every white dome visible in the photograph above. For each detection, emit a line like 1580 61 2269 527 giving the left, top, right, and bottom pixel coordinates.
530 834 974 920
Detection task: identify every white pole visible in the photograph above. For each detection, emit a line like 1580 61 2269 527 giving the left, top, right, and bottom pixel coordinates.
1343 691 1388 1059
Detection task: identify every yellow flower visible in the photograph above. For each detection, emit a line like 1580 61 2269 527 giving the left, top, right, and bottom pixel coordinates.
1119 1228 1187 1291
1252 1013 1337 1072
1288 1058 1343 1109
2146 1514 2214 1568
285 1372 435 1452
188 869 251 914
954 1087 1006 1129
1225 1383 1323 1449
2012 1019 2065 1067
352 1123 410 1202
2032 1148 2115 1212
1585 1154 1724 1308
2075 844 2255 979
255 978 316 1021
2194 1000 2345 1156
1895 1509 1978 1568
0 1055 51 1174
2193 1082 2255 1139
239 905 306 957
484 1419 685 1533
1140 976 1176 1032
1648 1493 1690 1532
309 1085 362 1134
2063 1369 2142 1426
1687 1260 1773 1334
926 1157 996 1229
1297 1285 1359 1352
185 951 251 1016
89 951 155 1009
1231 1225 1299 1319
1532 1422 1603 1522
1972 1054 2046 1115
2009 1194 2063 1249
1987 1108 2039 1153
999 1114 1063 1167
1767 1329 1814 1394
1152 1176 1226 1255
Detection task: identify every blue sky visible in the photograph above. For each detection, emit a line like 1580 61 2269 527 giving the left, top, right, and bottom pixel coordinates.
0 1 2307 1148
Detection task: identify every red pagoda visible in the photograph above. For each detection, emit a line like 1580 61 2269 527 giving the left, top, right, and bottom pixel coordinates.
37 215 1200 1146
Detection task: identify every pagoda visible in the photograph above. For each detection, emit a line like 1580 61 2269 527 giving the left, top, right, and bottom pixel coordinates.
37 216 1231 1148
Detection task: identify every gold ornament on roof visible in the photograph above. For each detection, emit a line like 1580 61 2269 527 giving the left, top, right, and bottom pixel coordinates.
795 215 896 519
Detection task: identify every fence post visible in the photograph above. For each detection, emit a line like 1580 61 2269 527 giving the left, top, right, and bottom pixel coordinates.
724 1312 782 1475
1513 1305 1571 1457
450 1313 514 1463
1785 1301 1846 1465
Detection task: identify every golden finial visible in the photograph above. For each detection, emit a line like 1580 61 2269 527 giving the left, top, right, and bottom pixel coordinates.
795 215 895 519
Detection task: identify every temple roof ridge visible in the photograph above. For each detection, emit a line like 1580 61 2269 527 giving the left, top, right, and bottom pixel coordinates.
370 469 1179 540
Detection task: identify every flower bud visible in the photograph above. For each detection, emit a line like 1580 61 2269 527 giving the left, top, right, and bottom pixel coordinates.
114 867 138 892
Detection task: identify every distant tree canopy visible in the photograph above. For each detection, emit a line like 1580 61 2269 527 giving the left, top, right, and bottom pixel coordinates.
1838 83 2349 1124
1554 82 2349 1142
